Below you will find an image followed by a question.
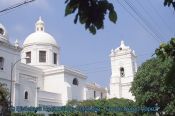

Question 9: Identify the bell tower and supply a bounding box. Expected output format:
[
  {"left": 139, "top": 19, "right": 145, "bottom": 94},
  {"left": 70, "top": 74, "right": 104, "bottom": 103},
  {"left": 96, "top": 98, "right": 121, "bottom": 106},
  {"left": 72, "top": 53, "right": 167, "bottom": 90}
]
[{"left": 109, "top": 40, "right": 137, "bottom": 100}]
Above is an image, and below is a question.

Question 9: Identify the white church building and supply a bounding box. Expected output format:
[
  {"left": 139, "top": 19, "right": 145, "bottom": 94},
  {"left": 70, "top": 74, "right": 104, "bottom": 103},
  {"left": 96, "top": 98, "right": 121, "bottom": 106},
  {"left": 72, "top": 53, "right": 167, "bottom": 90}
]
[{"left": 0, "top": 18, "right": 137, "bottom": 107}]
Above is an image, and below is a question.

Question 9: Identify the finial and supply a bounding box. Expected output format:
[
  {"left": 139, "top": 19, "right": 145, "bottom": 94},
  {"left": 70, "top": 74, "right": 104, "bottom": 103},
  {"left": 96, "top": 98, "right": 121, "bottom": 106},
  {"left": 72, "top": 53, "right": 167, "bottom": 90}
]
[
  {"left": 120, "top": 40, "right": 126, "bottom": 49},
  {"left": 121, "top": 40, "right": 125, "bottom": 46},
  {"left": 37, "top": 16, "right": 44, "bottom": 24},
  {"left": 111, "top": 49, "right": 114, "bottom": 53},
  {"left": 15, "top": 39, "right": 19, "bottom": 47}
]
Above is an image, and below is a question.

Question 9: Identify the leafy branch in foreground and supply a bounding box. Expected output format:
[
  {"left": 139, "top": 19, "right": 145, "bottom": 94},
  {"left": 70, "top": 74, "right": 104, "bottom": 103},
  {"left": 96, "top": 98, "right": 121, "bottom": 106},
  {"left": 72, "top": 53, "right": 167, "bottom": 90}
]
[
  {"left": 164, "top": 0, "right": 175, "bottom": 10},
  {"left": 65, "top": 0, "right": 117, "bottom": 35}
]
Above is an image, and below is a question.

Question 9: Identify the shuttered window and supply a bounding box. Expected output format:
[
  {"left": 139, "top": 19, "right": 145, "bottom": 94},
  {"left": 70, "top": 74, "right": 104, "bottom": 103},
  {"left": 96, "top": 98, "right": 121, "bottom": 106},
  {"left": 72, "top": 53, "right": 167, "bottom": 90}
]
[
  {"left": 39, "top": 51, "right": 46, "bottom": 62},
  {"left": 26, "top": 52, "right": 31, "bottom": 63}
]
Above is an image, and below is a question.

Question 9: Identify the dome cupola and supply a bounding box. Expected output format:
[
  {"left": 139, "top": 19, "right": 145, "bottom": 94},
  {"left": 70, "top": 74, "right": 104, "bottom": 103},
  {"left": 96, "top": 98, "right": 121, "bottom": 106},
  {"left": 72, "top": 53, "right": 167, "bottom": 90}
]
[
  {"left": 23, "top": 17, "right": 58, "bottom": 47},
  {"left": 22, "top": 17, "right": 60, "bottom": 69}
]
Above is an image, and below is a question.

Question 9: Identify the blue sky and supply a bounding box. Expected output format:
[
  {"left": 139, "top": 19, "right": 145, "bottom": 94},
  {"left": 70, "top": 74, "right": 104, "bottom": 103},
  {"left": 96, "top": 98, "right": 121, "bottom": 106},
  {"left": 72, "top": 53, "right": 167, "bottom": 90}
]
[{"left": 0, "top": 0, "right": 174, "bottom": 87}]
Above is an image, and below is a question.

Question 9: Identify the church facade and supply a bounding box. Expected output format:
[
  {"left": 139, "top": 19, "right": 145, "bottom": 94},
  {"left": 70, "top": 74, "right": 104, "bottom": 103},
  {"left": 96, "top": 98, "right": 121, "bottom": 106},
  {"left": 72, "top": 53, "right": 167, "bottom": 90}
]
[{"left": 0, "top": 18, "right": 136, "bottom": 107}]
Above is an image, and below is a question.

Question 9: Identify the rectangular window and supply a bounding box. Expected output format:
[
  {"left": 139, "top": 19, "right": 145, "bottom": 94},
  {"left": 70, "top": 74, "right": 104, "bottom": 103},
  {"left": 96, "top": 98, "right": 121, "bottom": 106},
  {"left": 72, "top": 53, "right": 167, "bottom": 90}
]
[
  {"left": 39, "top": 51, "right": 46, "bottom": 62},
  {"left": 26, "top": 52, "right": 31, "bottom": 64},
  {"left": 0, "top": 57, "right": 4, "bottom": 70},
  {"left": 53, "top": 53, "right": 57, "bottom": 64},
  {"left": 94, "top": 91, "right": 96, "bottom": 99}
]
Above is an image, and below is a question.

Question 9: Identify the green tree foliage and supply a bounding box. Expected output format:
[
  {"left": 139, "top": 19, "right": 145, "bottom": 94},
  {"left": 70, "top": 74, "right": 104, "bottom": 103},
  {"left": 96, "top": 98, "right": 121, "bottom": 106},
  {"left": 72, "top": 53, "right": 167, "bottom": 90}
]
[
  {"left": 49, "top": 98, "right": 136, "bottom": 116},
  {"left": 65, "top": 0, "right": 117, "bottom": 35},
  {"left": 164, "top": 0, "right": 175, "bottom": 9},
  {"left": 78, "top": 98, "right": 136, "bottom": 116},
  {"left": 0, "top": 83, "right": 10, "bottom": 116},
  {"left": 155, "top": 38, "right": 175, "bottom": 85},
  {"left": 130, "top": 57, "right": 175, "bottom": 115},
  {"left": 155, "top": 38, "right": 175, "bottom": 61}
]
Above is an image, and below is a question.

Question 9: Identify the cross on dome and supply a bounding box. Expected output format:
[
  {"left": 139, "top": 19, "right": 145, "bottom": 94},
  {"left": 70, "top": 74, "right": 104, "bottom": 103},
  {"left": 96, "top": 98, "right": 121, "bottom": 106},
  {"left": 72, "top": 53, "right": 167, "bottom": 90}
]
[{"left": 35, "top": 17, "right": 45, "bottom": 32}]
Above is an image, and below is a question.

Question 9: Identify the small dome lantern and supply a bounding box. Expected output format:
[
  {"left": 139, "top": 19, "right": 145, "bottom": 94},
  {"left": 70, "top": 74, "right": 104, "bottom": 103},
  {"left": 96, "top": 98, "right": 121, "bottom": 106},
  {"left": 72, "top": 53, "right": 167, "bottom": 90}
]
[{"left": 35, "top": 17, "right": 45, "bottom": 32}]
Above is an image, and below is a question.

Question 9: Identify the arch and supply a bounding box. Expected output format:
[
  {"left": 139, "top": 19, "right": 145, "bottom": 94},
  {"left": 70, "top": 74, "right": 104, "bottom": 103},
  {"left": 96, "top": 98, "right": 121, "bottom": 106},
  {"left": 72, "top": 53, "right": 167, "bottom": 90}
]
[
  {"left": 72, "top": 78, "right": 78, "bottom": 86},
  {"left": 120, "top": 67, "right": 125, "bottom": 77},
  {"left": 100, "top": 92, "right": 103, "bottom": 99},
  {"left": 0, "top": 57, "right": 4, "bottom": 70},
  {"left": 53, "top": 53, "right": 57, "bottom": 64},
  {"left": 0, "top": 28, "right": 4, "bottom": 35},
  {"left": 24, "top": 91, "right": 28, "bottom": 99},
  {"left": 94, "top": 91, "right": 96, "bottom": 99}
]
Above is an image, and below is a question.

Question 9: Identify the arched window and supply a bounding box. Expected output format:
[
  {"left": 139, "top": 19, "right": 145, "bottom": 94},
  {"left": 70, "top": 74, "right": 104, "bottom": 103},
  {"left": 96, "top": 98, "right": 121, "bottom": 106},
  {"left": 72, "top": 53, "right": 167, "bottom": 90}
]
[
  {"left": 24, "top": 91, "right": 28, "bottom": 99},
  {"left": 72, "top": 78, "right": 78, "bottom": 86},
  {"left": 0, "top": 28, "right": 4, "bottom": 35},
  {"left": 101, "top": 92, "right": 103, "bottom": 99},
  {"left": 94, "top": 91, "right": 96, "bottom": 99},
  {"left": 53, "top": 53, "right": 57, "bottom": 64},
  {"left": 120, "top": 67, "right": 125, "bottom": 77},
  {"left": 0, "top": 57, "right": 4, "bottom": 70}
]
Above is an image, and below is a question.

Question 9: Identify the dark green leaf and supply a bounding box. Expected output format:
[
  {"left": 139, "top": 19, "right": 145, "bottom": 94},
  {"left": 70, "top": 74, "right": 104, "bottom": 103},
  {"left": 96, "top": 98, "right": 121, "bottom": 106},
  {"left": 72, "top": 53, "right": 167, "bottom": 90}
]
[
  {"left": 109, "top": 10, "right": 117, "bottom": 23},
  {"left": 65, "top": 5, "right": 72, "bottom": 16},
  {"left": 89, "top": 25, "right": 96, "bottom": 35},
  {"left": 74, "top": 13, "right": 79, "bottom": 24},
  {"left": 65, "top": 0, "right": 69, "bottom": 4}
]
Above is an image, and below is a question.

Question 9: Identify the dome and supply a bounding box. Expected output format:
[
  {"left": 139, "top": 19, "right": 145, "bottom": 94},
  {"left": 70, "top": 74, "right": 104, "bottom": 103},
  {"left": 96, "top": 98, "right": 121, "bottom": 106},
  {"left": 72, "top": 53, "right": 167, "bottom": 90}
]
[
  {"left": 23, "top": 17, "right": 58, "bottom": 47},
  {"left": 23, "top": 31, "right": 58, "bottom": 47},
  {"left": 0, "top": 23, "right": 9, "bottom": 43}
]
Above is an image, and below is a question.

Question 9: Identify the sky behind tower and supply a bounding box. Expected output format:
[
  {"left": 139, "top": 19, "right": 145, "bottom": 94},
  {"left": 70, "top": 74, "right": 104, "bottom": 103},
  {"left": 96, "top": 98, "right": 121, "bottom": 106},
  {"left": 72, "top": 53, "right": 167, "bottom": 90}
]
[{"left": 0, "top": 0, "right": 174, "bottom": 87}]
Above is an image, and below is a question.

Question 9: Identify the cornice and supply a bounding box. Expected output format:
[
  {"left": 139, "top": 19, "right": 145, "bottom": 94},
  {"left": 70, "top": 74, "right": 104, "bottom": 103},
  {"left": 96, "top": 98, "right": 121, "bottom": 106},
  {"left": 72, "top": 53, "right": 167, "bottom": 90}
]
[
  {"left": 23, "top": 43, "right": 59, "bottom": 49},
  {"left": 17, "top": 63, "right": 43, "bottom": 75},
  {"left": 0, "top": 41, "right": 22, "bottom": 52},
  {"left": 43, "top": 65, "right": 87, "bottom": 79}
]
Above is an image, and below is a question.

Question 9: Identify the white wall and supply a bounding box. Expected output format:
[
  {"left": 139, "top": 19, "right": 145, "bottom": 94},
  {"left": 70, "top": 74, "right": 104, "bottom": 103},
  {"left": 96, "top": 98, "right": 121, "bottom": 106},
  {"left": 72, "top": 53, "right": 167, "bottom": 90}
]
[
  {"left": 64, "top": 73, "right": 86, "bottom": 102},
  {"left": 18, "top": 74, "right": 37, "bottom": 106},
  {"left": 0, "top": 44, "right": 20, "bottom": 106},
  {"left": 0, "top": 45, "right": 20, "bottom": 81},
  {"left": 16, "top": 63, "right": 43, "bottom": 106},
  {"left": 38, "top": 90, "right": 62, "bottom": 106},
  {"left": 43, "top": 66, "right": 86, "bottom": 105}
]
